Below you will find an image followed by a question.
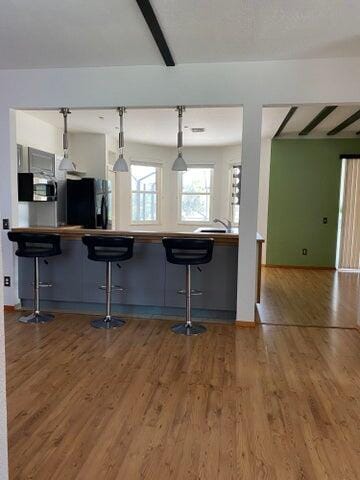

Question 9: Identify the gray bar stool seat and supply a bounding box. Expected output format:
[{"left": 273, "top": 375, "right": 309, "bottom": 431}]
[
  {"left": 162, "top": 237, "right": 214, "bottom": 336},
  {"left": 82, "top": 235, "right": 134, "bottom": 329},
  {"left": 8, "top": 232, "right": 61, "bottom": 324}
]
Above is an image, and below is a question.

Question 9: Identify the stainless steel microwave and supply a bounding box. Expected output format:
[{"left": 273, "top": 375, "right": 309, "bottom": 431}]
[{"left": 18, "top": 173, "right": 57, "bottom": 202}]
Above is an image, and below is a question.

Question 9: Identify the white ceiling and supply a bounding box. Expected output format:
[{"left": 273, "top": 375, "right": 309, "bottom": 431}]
[
  {"left": 0, "top": 0, "right": 160, "bottom": 69},
  {"left": 23, "top": 107, "right": 288, "bottom": 146},
  {"left": 2, "top": 1, "right": 360, "bottom": 69}
]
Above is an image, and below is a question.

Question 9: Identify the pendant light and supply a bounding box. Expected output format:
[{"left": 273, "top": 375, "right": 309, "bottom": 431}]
[
  {"left": 113, "top": 107, "right": 129, "bottom": 172},
  {"left": 172, "top": 106, "right": 187, "bottom": 171},
  {"left": 59, "top": 108, "right": 76, "bottom": 172}
]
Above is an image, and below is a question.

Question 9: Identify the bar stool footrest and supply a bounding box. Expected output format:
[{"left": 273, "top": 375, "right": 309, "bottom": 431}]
[
  {"left": 98, "top": 285, "right": 125, "bottom": 292},
  {"left": 177, "top": 288, "right": 202, "bottom": 296},
  {"left": 30, "top": 282, "right": 53, "bottom": 288},
  {"left": 171, "top": 323, "right": 207, "bottom": 336}
]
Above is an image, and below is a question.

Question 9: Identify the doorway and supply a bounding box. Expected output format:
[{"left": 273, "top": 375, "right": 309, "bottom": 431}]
[{"left": 258, "top": 105, "right": 360, "bottom": 329}]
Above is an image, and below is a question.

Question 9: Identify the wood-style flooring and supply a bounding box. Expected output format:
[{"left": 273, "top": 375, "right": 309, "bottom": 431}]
[
  {"left": 258, "top": 267, "right": 360, "bottom": 328},
  {"left": 5, "top": 310, "right": 360, "bottom": 480}
]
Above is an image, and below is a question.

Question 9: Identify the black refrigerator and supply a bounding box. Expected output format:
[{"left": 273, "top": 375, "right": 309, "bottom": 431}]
[{"left": 67, "top": 178, "right": 112, "bottom": 229}]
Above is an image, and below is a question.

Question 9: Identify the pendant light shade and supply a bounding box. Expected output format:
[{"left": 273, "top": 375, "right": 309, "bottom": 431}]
[
  {"left": 113, "top": 153, "right": 128, "bottom": 172},
  {"left": 59, "top": 108, "right": 76, "bottom": 172},
  {"left": 172, "top": 152, "right": 187, "bottom": 171},
  {"left": 172, "top": 106, "right": 187, "bottom": 172},
  {"left": 59, "top": 153, "right": 75, "bottom": 172},
  {"left": 113, "top": 107, "right": 129, "bottom": 173}
]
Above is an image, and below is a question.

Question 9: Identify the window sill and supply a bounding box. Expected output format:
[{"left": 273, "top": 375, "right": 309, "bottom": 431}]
[
  {"left": 177, "top": 221, "right": 212, "bottom": 226},
  {"left": 130, "top": 222, "right": 161, "bottom": 226}
]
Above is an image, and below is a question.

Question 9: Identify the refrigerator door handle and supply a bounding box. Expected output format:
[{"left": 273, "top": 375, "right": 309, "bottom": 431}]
[{"left": 100, "top": 195, "right": 108, "bottom": 230}]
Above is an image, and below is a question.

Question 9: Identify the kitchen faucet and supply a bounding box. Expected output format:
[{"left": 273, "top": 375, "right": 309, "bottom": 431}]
[{"left": 213, "top": 218, "right": 233, "bottom": 232}]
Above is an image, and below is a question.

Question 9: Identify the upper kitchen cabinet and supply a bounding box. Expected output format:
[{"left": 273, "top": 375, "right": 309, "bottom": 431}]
[{"left": 28, "top": 147, "right": 55, "bottom": 176}]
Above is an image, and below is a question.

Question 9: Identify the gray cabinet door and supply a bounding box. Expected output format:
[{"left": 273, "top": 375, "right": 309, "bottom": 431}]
[
  {"left": 164, "top": 245, "right": 237, "bottom": 311},
  {"left": 18, "top": 239, "right": 237, "bottom": 313},
  {"left": 111, "top": 243, "right": 166, "bottom": 306},
  {"left": 82, "top": 243, "right": 166, "bottom": 307},
  {"left": 18, "top": 240, "right": 83, "bottom": 303},
  {"left": 37, "top": 240, "right": 83, "bottom": 302}
]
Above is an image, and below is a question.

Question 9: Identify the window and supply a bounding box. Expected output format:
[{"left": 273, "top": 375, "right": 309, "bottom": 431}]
[
  {"left": 179, "top": 167, "right": 213, "bottom": 222},
  {"left": 131, "top": 163, "right": 160, "bottom": 223},
  {"left": 230, "top": 165, "right": 241, "bottom": 225}
]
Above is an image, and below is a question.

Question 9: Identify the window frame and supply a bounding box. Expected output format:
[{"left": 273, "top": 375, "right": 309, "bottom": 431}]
[
  {"left": 177, "top": 164, "right": 214, "bottom": 225},
  {"left": 130, "top": 161, "right": 162, "bottom": 225}
]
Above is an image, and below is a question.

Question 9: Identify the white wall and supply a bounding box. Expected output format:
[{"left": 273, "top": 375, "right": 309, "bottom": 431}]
[
  {"left": 69, "top": 132, "right": 106, "bottom": 178},
  {"left": 257, "top": 138, "right": 272, "bottom": 263},
  {"left": 107, "top": 139, "right": 240, "bottom": 232},
  {"left": 0, "top": 232, "right": 8, "bottom": 479},
  {"left": 16, "top": 110, "right": 62, "bottom": 160}
]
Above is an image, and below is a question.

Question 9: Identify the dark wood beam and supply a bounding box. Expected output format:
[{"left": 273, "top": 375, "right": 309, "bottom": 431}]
[
  {"left": 273, "top": 107, "right": 298, "bottom": 138},
  {"left": 327, "top": 109, "right": 360, "bottom": 136},
  {"left": 299, "top": 106, "right": 337, "bottom": 136},
  {"left": 135, "top": 0, "right": 175, "bottom": 67}
]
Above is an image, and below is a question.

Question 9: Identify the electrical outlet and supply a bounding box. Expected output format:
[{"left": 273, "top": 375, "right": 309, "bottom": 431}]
[
  {"left": 4, "top": 276, "right": 11, "bottom": 287},
  {"left": 302, "top": 248, "right": 308, "bottom": 256},
  {"left": 323, "top": 217, "right": 328, "bottom": 224},
  {"left": 2, "top": 218, "right": 9, "bottom": 230}
]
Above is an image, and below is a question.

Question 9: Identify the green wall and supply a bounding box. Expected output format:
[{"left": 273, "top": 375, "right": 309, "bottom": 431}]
[{"left": 267, "top": 138, "right": 360, "bottom": 267}]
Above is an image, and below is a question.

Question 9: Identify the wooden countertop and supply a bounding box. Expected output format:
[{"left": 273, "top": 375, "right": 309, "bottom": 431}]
[{"left": 12, "top": 226, "right": 264, "bottom": 246}]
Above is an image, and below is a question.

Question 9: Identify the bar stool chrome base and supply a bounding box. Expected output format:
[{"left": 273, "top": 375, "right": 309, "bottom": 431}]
[
  {"left": 18, "top": 312, "right": 54, "bottom": 324},
  {"left": 171, "top": 323, "right": 207, "bottom": 336},
  {"left": 91, "top": 317, "right": 126, "bottom": 329}
]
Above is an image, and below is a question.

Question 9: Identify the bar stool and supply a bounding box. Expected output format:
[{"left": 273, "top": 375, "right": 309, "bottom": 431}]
[
  {"left": 8, "top": 232, "right": 61, "bottom": 324},
  {"left": 82, "top": 235, "right": 134, "bottom": 329},
  {"left": 162, "top": 237, "right": 214, "bottom": 336}
]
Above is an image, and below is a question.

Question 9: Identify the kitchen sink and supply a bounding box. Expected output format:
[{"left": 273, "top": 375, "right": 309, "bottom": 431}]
[{"left": 194, "top": 227, "right": 227, "bottom": 233}]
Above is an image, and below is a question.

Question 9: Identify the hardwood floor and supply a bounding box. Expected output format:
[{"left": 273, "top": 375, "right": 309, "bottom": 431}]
[
  {"left": 5, "top": 311, "right": 360, "bottom": 479},
  {"left": 258, "top": 267, "right": 360, "bottom": 328}
]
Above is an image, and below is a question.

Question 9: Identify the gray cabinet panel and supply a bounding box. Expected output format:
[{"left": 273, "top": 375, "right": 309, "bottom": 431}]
[
  {"left": 82, "top": 243, "right": 165, "bottom": 306},
  {"left": 37, "top": 240, "right": 82, "bottom": 302},
  {"left": 18, "top": 240, "right": 83, "bottom": 302},
  {"left": 18, "top": 257, "right": 35, "bottom": 300},
  {"left": 18, "top": 239, "right": 237, "bottom": 313},
  {"left": 164, "top": 245, "right": 237, "bottom": 311},
  {"left": 82, "top": 255, "right": 109, "bottom": 304},
  {"left": 116, "top": 243, "right": 166, "bottom": 306}
]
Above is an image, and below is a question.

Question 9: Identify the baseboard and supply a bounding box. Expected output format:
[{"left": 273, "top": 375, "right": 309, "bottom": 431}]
[
  {"left": 264, "top": 264, "right": 336, "bottom": 270},
  {"left": 4, "top": 305, "right": 16, "bottom": 312},
  {"left": 20, "top": 299, "right": 235, "bottom": 323},
  {"left": 235, "top": 320, "right": 256, "bottom": 328}
]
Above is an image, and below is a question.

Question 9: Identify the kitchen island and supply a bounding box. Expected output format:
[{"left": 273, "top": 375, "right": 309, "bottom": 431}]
[{"left": 12, "top": 227, "right": 264, "bottom": 322}]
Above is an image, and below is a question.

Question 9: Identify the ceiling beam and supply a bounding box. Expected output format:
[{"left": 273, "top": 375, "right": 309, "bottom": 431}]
[
  {"left": 298, "top": 106, "right": 337, "bottom": 136},
  {"left": 135, "top": 0, "right": 175, "bottom": 67},
  {"left": 274, "top": 106, "right": 298, "bottom": 138},
  {"left": 327, "top": 109, "right": 360, "bottom": 136}
]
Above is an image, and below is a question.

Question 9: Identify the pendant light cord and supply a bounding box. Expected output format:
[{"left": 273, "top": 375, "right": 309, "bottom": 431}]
[
  {"left": 177, "top": 106, "right": 184, "bottom": 153},
  {"left": 60, "top": 108, "right": 71, "bottom": 154},
  {"left": 118, "top": 107, "right": 126, "bottom": 155}
]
